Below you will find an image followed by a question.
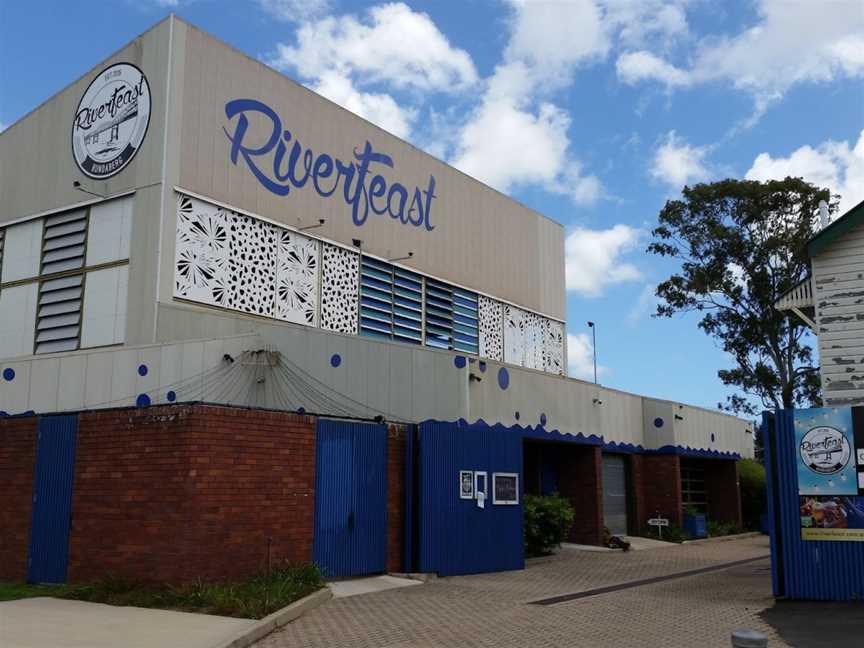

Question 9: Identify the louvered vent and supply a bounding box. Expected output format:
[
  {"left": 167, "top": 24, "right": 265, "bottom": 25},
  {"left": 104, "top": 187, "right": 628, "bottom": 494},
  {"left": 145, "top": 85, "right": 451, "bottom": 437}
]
[
  {"left": 425, "top": 278, "right": 479, "bottom": 354},
  {"left": 42, "top": 210, "right": 87, "bottom": 275},
  {"left": 359, "top": 257, "right": 423, "bottom": 344},
  {"left": 35, "top": 274, "right": 83, "bottom": 354}
]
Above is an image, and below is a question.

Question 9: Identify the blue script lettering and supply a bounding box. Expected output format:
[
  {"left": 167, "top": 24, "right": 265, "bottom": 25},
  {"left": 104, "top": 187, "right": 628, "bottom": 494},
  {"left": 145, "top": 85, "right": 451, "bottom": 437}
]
[{"left": 223, "top": 99, "right": 436, "bottom": 231}]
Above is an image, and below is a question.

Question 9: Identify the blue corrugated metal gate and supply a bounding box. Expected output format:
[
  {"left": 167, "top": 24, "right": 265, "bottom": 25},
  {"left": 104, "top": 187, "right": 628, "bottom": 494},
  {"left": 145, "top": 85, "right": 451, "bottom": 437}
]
[
  {"left": 418, "top": 420, "right": 524, "bottom": 576},
  {"left": 764, "top": 409, "right": 864, "bottom": 600},
  {"left": 313, "top": 419, "right": 388, "bottom": 578},
  {"left": 28, "top": 415, "right": 78, "bottom": 584}
]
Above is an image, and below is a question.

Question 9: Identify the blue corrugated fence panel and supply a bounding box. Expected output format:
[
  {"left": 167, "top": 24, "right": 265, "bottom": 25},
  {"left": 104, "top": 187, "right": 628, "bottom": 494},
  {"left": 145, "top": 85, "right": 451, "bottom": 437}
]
[
  {"left": 28, "top": 414, "right": 78, "bottom": 584},
  {"left": 767, "top": 408, "right": 864, "bottom": 600},
  {"left": 418, "top": 420, "right": 523, "bottom": 576},
  {"left": 313, "top": 419, "right": 388, "bottom": 578}
]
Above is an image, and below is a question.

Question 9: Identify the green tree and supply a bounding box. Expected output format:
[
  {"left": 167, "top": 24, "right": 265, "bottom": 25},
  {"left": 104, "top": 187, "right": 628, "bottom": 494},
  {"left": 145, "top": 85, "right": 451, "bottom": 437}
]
[{"left": 648, "top": 178, "right": 833, "bottom": 415}]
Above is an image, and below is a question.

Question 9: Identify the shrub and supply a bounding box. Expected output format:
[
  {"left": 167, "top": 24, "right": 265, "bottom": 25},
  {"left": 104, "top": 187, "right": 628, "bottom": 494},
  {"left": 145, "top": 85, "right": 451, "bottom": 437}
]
[
  {"left": 707, "top": 520, "right": 741, "bottom": 537},
  {"left": 523, "top": 492, "right": 575, "bottom": 557},
  {"left": 641, "top": 524, "right": 690, "bottom": 544},
  {"left": 738, "top": 458, "right": 766, "bottom": 530}
]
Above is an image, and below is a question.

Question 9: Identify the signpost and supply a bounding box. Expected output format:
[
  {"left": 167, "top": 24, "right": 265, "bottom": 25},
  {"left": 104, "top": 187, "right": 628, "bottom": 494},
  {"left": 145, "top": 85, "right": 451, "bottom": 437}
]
[{"left": 648, "top": 516, "right": 670, "bottom": 539}]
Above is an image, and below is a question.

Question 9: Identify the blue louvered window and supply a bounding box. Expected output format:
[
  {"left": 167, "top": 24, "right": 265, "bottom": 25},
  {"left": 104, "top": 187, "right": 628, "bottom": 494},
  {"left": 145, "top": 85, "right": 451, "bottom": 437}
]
[
  {"left": 424, "top": 278, "right": 479, "bottom": 354},
  {"left": 359, "top": 256, "right": 423, "bottom": 345}
]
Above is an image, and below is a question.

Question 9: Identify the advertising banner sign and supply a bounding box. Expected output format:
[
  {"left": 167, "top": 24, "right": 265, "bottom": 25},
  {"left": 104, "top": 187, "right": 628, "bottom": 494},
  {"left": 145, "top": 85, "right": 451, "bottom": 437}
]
[{"left": 796, "top": 407, "right": 864, "bottom": 541}]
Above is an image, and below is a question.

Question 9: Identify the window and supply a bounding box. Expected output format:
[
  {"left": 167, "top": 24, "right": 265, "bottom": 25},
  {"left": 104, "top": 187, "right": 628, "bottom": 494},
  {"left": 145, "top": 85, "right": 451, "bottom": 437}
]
[
  {"left": 681, "top": 459, "right": 707, "bottom": 513},
  {"left": 424, "top": 278, "right": 479, "bottom": 354},
  {"left": 359, "top": 256, "right": 423, "bottom": 344}
]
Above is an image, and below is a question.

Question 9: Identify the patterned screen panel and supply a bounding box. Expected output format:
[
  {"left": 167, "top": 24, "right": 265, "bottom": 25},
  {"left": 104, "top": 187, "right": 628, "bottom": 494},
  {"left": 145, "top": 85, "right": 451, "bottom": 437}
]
[
  {"left": 175, "top": 195, "right": 231, "bottom": 306},
  {"left": 320, "top": 243, "right": 359, "bottom": 334},
  {"left": 545, "top": 319, "right": 565, "bottom": 375},
  {"left": 425, "top": 278, "right": 479, "bottom": 354},
  {"left": 359, "top": 256, "right": 423, "bottom": 344},
  {"left": 275, "top": 229, "right": 319, "bottom": 326},
  {"left": 478, "top": 295, "right": 503, "bottom": 361}
]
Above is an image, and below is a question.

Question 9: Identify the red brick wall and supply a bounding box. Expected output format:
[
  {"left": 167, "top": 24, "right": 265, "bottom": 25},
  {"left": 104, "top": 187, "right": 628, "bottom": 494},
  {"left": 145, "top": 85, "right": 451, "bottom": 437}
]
[
  {"left": 559, "top": 445, "right": 603, "bottom": 545},
  {"left": 387, "top": 425, "right": 407, "bottom": 573},
  {"left": 0, "top": 416, "right": 38, "bottom": 581},
  {"left": 642, "top": 454, "right": 683, "bottom": 527},
  {"left": 704, "top": 459, "right": 742, "bottom": 527},
  {"left": 68, "top": 405, "right": 317, "bottom": 583}
]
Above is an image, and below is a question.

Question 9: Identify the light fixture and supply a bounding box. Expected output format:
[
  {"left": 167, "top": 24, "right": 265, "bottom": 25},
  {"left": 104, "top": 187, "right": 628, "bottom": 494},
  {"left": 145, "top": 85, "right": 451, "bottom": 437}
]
[
  {"left": 299, "top": 218, "right": 325, "bottom": 231},
  {"left": 388, "top": 251, "right": 414, "bottom": 262},
  {"left": 352, "top": 238, "right": 363, "bottom": 248},
  {"left": 592, "top": 397, "right": 603, "bottom": 405},
  {"left": 72, "top": 180, "right": 105, "bottom": 198},
  {"left": 469, "top": 373, "right": 482, "bottom": 382}
]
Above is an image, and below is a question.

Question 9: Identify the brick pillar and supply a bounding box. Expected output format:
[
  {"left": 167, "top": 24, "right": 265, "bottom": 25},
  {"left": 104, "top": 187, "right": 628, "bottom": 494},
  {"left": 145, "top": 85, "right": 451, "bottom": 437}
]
[
  {"left": 387, "top": 424, "right": 406, "bottom": 573},
  {"left": 629, "top": 454, "right": 646, "bottom": 533},
  {"left": 559, "top": 445, "right": 603, "bottom": 545},
  {"left": 704, "top": 460, "right": 742, "bottom": 527},
  {"left": 0, "top": 416, "right": 38, "bottom": 581},
  {"left": 642, "top": 454, "right": 682, "bottom": 527}
]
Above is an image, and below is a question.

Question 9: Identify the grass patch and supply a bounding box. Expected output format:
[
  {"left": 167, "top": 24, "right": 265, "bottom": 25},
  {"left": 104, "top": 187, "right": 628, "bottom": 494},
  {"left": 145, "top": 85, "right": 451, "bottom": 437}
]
[{"left": 0, "top": 563, "right": 324, "bottom": 619}]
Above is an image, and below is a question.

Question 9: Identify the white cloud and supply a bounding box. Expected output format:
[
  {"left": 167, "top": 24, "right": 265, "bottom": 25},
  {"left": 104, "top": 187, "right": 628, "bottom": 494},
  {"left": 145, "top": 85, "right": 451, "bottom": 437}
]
[
  {"left": 567, "top": 332, "right": 607, "bottom": 381},
  {"left": 565, "top": 225, "right": 643, "bottom": 297},
  {"left": 257, "top": 0, "right": 330, "bottom": 22},
  {"left": 616, "top": 50, "right": 689, "bottom": 86},
  {"left": 313, "top": 72, "right": 416, "bottom": 139},
  {"left": 650, "top": 131, "right": 710, "bottom": 188},
  {"left": 746, "top": 130, "right": 864, "bottom": 214},
  {"left": 270, "top": 3, "right": 477, "bottom": 92},
  {"left": 615, "top": 0, "right": 864, "bottom": 122},
  {"left": 627, "top": 283, "right": 659, "bottom": 323}
]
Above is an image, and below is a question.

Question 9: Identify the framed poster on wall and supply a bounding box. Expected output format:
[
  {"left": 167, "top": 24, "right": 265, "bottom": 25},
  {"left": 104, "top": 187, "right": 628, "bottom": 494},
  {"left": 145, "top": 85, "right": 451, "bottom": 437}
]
[
  {"left": 492, "top": 472, "right": 519, "bottom": 505},
  {"left": 459, "top": 470, "right": 474, "bottom": 499},
  {"left": 796, "top": 407, "right": 864, "bottom": 541}
]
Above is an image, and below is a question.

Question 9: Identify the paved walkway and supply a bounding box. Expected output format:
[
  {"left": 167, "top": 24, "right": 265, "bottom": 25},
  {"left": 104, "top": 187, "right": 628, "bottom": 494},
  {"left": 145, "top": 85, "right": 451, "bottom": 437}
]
[
  {"left": 0, "top": 597, "right": 253, "bottom": 648},
  {"left": 260, "top": 536, "right": 782, "bottom": 648}
]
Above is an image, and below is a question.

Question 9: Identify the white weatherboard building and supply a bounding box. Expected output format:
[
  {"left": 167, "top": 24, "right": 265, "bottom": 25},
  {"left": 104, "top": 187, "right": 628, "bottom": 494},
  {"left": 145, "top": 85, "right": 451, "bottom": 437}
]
[{"left": 0, "top": 17, "right": 752, "bottom": 542}]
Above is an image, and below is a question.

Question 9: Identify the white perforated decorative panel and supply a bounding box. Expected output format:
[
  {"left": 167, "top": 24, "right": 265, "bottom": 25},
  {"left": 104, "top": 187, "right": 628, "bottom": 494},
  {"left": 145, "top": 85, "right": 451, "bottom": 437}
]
[
  {"left": 275, "top": 229, "right": 319, "bottom": 326},
  {"left": 544, "top": 319, "right": 565, "bottom": 375},
  {"left": 503, "top": 305, "right": 525, "bottom": 366},
  {"left": 174, "top": 194, "right": 231, "bottom": 307},
  {"left": 225, "top": 213, "right": 277, "bottom": 317},
  {"left": 320, "top": 243, "right": 359, "bottom": 334},
  {"left": 479, "top": 295, "right": 503, "bottom": 361}
]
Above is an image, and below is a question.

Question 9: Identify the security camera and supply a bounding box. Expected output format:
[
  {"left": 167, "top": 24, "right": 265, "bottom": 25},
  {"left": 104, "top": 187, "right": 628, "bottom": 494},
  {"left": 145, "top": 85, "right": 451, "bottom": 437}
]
[
  {"left": 352, "top": 238, "right": 363, "bottom": 247},
  {"left": 592, "top": 397, "right": 603, "bottom": 405}
]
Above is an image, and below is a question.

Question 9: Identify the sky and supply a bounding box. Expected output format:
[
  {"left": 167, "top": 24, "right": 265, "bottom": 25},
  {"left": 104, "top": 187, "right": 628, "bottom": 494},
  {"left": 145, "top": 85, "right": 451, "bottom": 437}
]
[{"left": 1, "top": 0, "right": 863, "bottom": 411}]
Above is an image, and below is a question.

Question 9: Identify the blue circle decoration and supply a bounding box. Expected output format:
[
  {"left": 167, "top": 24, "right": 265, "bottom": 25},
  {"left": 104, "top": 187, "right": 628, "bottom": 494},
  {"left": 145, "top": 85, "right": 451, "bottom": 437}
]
[
  {"left": 653, "top": 417, "right": 664, "bottom": 428},
  {"left": 497, "top": 367, "right": 510, "bottom": 390},
  {"left": 166, "top": 390, "right": 177, "bottom": 402},
  {"left": 330, "top": 354, "right": 342, "bottom": 368},
  {"left": 2, "top": 368, "right": 15, "bottom": 381},
  {"left": 454, "top": 355, "right": 467, "bottom": 369},
  {"left": 138, "top": 364, "right": 148, "bottom": 377},
  {"left": 514, "top": 411, "right": 520, "bottom": 421},
  {"left": 136, "top": 393, "right": 151, "bottom": 408},
  {"left": 540, "top": 413, "right": 547, "bottom": 427},
  {"left": 479, "top": 360, "right": 487, "bottom": 373}
]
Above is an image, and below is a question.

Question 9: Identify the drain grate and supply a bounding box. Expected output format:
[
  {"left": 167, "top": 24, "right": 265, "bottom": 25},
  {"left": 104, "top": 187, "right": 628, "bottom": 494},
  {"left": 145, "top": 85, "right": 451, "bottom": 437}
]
[{"left": 528, "top": 555, "right": 770, "bottom": 606}]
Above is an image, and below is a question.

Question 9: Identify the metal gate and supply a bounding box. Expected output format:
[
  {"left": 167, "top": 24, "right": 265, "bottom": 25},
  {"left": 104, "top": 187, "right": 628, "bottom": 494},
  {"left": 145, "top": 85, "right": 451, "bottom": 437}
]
[
  {"left": 28, "top": 415, "right": 78, "bottom": 583},
  {"left": 313, "top": 419, "right": 388, "bottom": 578},
  {"left": 602, "top": 454, "right": 628, "bottom": 536}
]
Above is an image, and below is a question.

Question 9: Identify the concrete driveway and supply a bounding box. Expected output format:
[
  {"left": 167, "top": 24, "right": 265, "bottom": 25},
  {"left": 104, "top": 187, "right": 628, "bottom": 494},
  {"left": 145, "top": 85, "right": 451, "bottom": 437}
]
[{"left": 0, "top": 597, "right": 253, "bottom": 648}]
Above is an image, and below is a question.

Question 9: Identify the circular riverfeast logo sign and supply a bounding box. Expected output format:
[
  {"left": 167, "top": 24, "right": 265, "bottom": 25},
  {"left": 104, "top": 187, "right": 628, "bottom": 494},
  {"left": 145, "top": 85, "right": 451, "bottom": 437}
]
[
  {"left": 799, "top": 426, "right": 851, "bottom": 475},
  {"left": 71, "top": 63, "right": 150, "bottom": 179}
]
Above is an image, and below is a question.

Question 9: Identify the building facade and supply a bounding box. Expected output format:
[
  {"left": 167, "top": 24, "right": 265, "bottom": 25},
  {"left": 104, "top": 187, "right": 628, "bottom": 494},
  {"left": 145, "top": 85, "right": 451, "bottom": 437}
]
[{"left": 0, "top": 17, "right": 753, "bottom": 583}]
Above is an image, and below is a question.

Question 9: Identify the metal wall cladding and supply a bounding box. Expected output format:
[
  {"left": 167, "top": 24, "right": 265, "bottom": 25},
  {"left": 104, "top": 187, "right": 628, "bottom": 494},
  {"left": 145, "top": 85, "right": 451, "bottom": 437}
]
[
  {"left": 312, "top": 419, "right": 388, "bottom": 578},
  {"left": 28, "top": 415, "right": 78, "bottom": 583},
  {"left": 764, "top": 409, "right": 864, "bottom": 600},
  {"left": 418, "top": 420, "right": 524, "bottom": 577}
]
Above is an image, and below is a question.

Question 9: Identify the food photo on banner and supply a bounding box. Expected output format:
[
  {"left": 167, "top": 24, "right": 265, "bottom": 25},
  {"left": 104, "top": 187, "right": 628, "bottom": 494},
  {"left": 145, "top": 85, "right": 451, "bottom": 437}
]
[{"left": 795, "top": 407, "right": 864, "bottom": 541}]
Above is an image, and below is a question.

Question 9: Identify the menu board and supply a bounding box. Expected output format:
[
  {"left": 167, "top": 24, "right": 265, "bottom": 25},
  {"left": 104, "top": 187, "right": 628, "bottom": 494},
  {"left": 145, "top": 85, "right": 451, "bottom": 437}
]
[
  {"left": 796, "top": 407, "right": 864, "bottom": 541},
  {"left": 493, "top": 473, "right": 519, "bottom": 505}
]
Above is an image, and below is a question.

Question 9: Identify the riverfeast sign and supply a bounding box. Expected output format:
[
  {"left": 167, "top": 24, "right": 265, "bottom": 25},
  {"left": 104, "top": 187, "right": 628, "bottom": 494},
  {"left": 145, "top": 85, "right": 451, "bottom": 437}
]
[
  {"left": 795, "top": 407, "right": 864, "bottom": 541},
  {"left": 223, "top": 99, "right": 437, "bottom": 231},
  {"left": 72, "top": 63, "right": 151, "bottom": 179}
]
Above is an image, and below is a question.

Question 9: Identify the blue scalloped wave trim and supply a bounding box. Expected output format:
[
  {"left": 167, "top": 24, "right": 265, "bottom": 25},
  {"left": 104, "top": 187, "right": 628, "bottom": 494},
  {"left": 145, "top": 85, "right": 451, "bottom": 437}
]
[{"left": 419, "top": 418, "right": 741, "bottom": 459}]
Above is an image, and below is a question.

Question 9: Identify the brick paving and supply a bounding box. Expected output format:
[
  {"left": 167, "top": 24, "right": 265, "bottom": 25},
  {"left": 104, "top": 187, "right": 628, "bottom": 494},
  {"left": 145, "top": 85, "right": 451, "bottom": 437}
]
[{"left": 260, "top": 536, "right": 785, "bottom": 648}]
